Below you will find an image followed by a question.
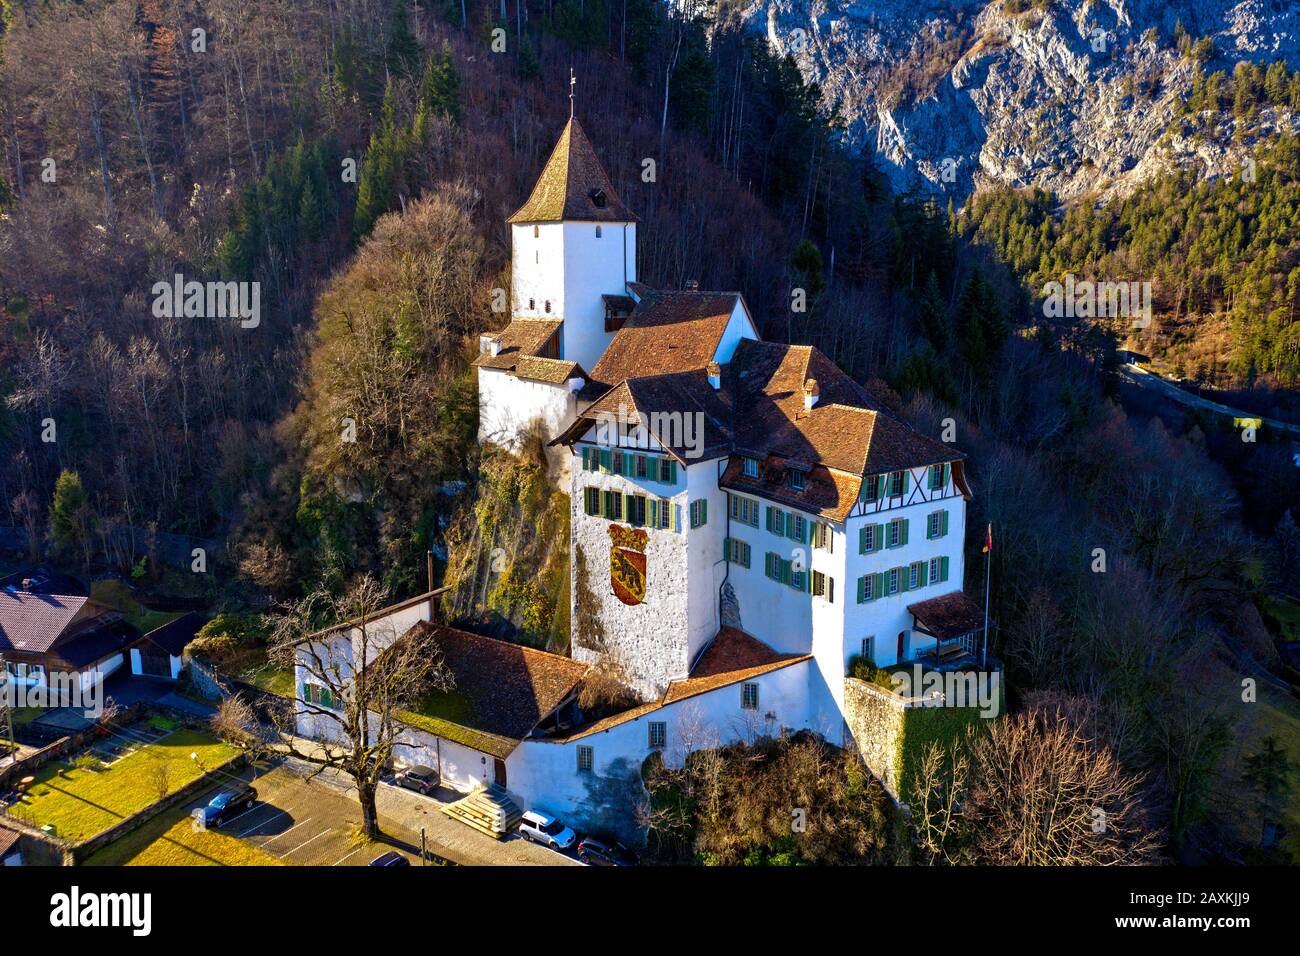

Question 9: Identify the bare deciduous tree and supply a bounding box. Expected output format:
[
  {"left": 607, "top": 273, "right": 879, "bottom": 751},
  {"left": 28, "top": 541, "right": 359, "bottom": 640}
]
[{"left": 269, "top": 576, "right": 453, "bottom": 838}]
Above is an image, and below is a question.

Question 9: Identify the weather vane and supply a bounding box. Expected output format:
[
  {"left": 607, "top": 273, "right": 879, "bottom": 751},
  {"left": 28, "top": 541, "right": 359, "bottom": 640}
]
[{"left": 569, "top": 67, "right": 576, "bottom": 119}]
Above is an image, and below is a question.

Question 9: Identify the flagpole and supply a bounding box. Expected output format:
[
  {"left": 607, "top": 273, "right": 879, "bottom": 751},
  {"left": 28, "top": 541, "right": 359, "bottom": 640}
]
[{"left": 981, "top": 524, "right": 991, "bottom": 670}]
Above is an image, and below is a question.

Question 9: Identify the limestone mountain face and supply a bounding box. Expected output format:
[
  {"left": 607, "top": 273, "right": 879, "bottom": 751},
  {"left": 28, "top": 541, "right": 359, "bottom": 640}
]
[{"left": 741, "top": 0, "right": 1300, "bottom": 202}]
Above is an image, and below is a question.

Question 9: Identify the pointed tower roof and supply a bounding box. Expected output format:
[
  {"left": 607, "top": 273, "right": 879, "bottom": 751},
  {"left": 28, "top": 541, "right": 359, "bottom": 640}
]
[{"left": 508, "top": 118, "right": 637, "bottom": 224}]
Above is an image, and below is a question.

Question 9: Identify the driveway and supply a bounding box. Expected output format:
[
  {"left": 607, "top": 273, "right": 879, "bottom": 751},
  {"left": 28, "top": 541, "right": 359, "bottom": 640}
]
[{"left": 1120, "top": 362, "right": 1300, "bottom": 436}]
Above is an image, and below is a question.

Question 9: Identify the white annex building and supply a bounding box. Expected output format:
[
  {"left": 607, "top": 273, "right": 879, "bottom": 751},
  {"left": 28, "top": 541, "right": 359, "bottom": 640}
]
[{"left": 295, "top": 119, "right": 986, "bottom": 837}]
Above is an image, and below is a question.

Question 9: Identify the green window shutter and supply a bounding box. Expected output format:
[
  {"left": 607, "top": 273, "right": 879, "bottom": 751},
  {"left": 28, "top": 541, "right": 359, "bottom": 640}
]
[
  {"left": 599, "top": 449, "right": 611, "bottom": 473},
  {"left": 902, "top": 472, "right": 911, "bottom": 494},
  {"left": 668, "top": 460, "right": 678, "bottom": 484},
  {"left": 900, "top": 519, "right": 909, "bottom": 546},
  {"left": 876, "top": 571, "right": 888, "bottom": 597},
  {"left": 899, "top": 567, "right": 910, "bottom": 593},
  {"left": 701, "top": 500, "right": 708, "bottom": 526},
  {"left": 649, "top": 499, "right": 658, "bottom": 527},
  {"left": 942, "top": 463, "right": 950, "bottom": 488},
  {"left": 940, "top": 556, "right": 950, "bottom": 582},
  {"left": 941, "top": 510, "right": 949, "bottom": 537},
  {"left": 581, "top": 447, "right": 590, "bottom": 470},
  {"left": 919, "top": 560, "right": 929, "bottom": 587},
  {"left": 856, "top": 576, "right": 865, "bottom": 603},
  {"left": 723, "top": 537, "right": 732, "bottom": 562},
  {"left": 784, "top": 512, "right": 793, "bottom": 539},
  {"left": 859, "top": 526, "right": 867, "bottom": 554}
]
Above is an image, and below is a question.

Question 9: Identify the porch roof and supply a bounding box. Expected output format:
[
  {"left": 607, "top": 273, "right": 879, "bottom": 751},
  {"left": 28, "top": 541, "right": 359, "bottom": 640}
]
[{"left": 907, "top": 591, "right": 985, "bottom": 641}]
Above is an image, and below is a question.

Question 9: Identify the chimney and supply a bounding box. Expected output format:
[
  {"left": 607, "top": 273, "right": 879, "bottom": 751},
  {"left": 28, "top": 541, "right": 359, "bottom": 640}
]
[
  {"left": 489, "top": 337, "right": 502, "bottom": 357},
  {"left": 803, "top": 378, "right": 819, "bottom": 412},
  {"left": 707, "top": 362, "right": 721, "bottom": 390}
]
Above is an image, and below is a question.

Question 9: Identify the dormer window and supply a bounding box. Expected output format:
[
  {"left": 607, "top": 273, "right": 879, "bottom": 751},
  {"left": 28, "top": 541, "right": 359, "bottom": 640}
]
[
  {"left": 742, "top": 457, "right": 759, "bottom": 478},
  {"left": 590, "top": 188, "right": 607, "bottom": 209},
  {"left": 888, "top": 471, "right": 904, "bottom": 497},
  {"left": 789, "top": 469, "right": 806, "bottom": 491}
]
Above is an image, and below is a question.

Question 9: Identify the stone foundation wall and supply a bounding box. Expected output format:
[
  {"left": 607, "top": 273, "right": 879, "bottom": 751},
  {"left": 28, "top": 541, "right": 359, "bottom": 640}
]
[{"left": 842, "top": 677, "right": 907, "bottom": 799}]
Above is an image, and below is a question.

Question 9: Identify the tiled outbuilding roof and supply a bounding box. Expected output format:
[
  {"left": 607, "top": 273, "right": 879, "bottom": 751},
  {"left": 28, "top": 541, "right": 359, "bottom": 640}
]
[
  {"left": 473, "top": 318, "right": 563, "bottom": 371},
  {"left": 0, "top": 589, "right": 92, "bottom": 654},
  {"left": 395, "top": 622, "right": 590, "bottom": 758},
  {"left": 508, "top": 118, "right": 636, "bottom": 224}
]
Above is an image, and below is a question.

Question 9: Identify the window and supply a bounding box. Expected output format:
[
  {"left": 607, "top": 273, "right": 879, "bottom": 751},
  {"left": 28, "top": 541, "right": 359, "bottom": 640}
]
[
  {"left": 929, "top": 464, "right": 948, "bottom": 491},
  {"left": 889, "top": 472, "right": 906, "bottom": 497},
  {"left": 888, "top": 519, "right": 903, "bottom": 548},
  {"left": 612, "top": 450, "right": 624, "bottom": 474},
  {"left": 764, "top": 552, "right": 781, "bottom": 581},
  {"left": 596, "top": 225, "right": 603, "bottom": 238},
  {"left": 603, "top": 490, "right": 623, "bottom": 521},
  {"left": 730, "top": 494, "right": 759, "bottom": 527},
  {"left": 648, "top": 722, "right": 666, "bottom": 749},
  {"left": 741, "top": 683, "right": 759, "bottom": 710},
  {"left": 929, "top": 556, "right": 950, "bottom": 583},
  {"left": 658, "top": 458, "right": 674, "bottom": 483},
  {"left": 857, "top": 575, "right": 873, "bottom": 603},
  {"left": 627, "top": 495, "right": 647, "bottom": 527},
  {"left": 635, "top": 455, "right": 648, "bottom": 479},
  {"left": 544, "top": 300, "right": 551, "bottom": 313},
  {"left": 658, "top": 499, "right": 673, "bottom": 529},
  {"left": 862, "top": 636, "right": 875, "bottom": 661},
  {"left": 861, "top": 476, "right": 879, "bottom": 502},
  {"left": 908, "top": 562, "right": 921, "bottom": 590},
  {"left": 529, "top": 298, "right": 535, "bottom": 310},
  {"left": 790, "top": 567, "right": 807, "bottom": 592},
  {"left": 888, "top": 568, "right": 900, "bottom": 594},
  {"left": 304, "top": 683, "right": 333, "bottom": 708},
  {"left": 860, "top": 524, "right": 877, "bottom": 554},
  {"left": 726, "top": 537, "right": 751, "bottom": 568},
  {"left": 813, "top": 570, "right": 834, "bottom": 602},
  {"left": 766, "top": 506, "right": 782, "bottom": 534},
  {"left": 791, "top": 514, "right": 807, "bottom": 542},
  {"left": 813, "top": 522, "right": 833, "bottom": 552},
  {"left": 689, "top": 499, "right": 708, "bottom": 529},
  {"left": 789, "top": 469, "right": 805, "bottom": 491},
  {"left": 742, "top": 457, "right": 760, "bottom": 478},
  {"left": 583, "top": 488, "right": 600, "bottom": 516},
  {"left": 577, "top": 746, "right": 594, "bottom": 773}
]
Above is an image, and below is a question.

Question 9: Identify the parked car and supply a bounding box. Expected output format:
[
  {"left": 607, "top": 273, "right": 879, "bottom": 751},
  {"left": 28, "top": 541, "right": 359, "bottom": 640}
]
[
  {"left": 394, "top": 764, "right": 439, "bottom": 796},
  {"left": 197, "top": 785, "right": 257, "bottom": 829},
  {"left": 368, "top": 850, "right": 410, "bottom": 867},
  {"left": 577, "top": 837, "right": 638, "bottom": 867},
  {"left": 518, "top": 810, "right": 576, "bottom": 851}
]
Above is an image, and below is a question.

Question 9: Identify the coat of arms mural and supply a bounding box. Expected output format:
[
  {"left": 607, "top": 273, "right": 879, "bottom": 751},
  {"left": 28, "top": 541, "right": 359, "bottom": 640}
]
[{"left": 608, "top": 524, "right": 649, "bottom": 606}]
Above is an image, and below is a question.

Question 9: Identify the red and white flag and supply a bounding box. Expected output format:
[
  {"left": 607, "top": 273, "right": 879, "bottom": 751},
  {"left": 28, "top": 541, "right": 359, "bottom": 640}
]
[{"left": 982, "top": 523, "right": 993, "bottom": 554}]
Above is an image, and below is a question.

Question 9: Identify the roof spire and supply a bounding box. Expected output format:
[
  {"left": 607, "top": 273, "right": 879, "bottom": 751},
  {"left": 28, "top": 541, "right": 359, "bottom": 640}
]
[{"left": 569, "top": 67, "right": 576, "bottom": 119}]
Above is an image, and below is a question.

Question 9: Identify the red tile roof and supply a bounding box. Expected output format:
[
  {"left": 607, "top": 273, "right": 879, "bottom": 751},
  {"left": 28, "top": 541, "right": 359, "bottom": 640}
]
[
  {"left": 508, "top": 118, "right": 636, "bottom": 224},
  {"left": 473, "top": 319, "right": 563, "bottom": 371},
  {"left": 0, "top": 589, "right": 92, "bottom": 654},
  {"left": 907, "top": 591, "right": 986, "bottom": 640},
  {"left": 588, "top": 289, "right": 741, "bottom": 390}
]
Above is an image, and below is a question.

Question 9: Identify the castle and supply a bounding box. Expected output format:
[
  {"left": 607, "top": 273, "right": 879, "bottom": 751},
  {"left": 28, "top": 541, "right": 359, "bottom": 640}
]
[{"left": 296, "top": 118, "right": 987, "bottom": 834}]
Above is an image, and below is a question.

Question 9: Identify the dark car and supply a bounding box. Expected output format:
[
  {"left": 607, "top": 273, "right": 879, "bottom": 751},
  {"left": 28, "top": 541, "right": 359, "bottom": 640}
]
[
  {"left": 577, "top": 837, "right": 638, "bottom": 866},
  {"left": 368, "top": 850, "right": 410, "bottom": 866},
  {"left": 198, "top": 785, "right": 257, "bottom": 829},
  {"left": 395, "top": 764, "right": 439, "bottom": 796}
]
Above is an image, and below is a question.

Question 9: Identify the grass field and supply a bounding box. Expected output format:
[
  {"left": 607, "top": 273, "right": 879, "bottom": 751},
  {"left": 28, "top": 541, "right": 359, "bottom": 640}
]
[
  {"left": 89, "top": 578, "right": 182, "bottom": 634},
  {"left": 83, "top": 806, "right": 285, "bottom": 866},
  {"left": 6, "top": 728, "right": 237, "bottom": 842}
]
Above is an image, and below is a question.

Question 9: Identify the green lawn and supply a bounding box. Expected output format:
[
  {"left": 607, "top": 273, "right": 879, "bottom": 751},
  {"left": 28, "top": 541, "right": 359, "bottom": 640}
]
[
  {"left": 89, "top": 579, "right": 182, "bottom": 634},
  {"left": 232, "top": 649, "right": 294, "bottom": 697},
  {"left": 83, "top": 805, "right": 285, "bottom": 867},
  {"left": 5, "top": 728, "right": 237, "bottom": 842}
]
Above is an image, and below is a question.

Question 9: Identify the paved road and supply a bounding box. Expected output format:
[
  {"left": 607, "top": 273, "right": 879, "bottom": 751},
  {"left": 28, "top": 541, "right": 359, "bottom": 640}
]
[{"left": 1119, "top": 362, "right": 1300, "bottom": 436}]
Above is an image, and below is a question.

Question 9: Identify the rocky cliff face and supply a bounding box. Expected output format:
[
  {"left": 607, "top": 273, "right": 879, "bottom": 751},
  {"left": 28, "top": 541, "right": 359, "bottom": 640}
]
[{"left": 742, "top": 0, "right": 1300, "bottom": 202}]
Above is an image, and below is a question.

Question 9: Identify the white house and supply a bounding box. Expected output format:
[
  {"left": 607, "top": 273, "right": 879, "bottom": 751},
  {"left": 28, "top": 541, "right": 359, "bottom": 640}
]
[{"left": 294, "top": 117, "right": 987, "bottom": 837}]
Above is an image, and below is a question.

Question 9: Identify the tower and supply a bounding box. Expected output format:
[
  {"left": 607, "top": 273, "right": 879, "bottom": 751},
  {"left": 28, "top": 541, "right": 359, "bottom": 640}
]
[{"left": 507, "top": 118, "right": 638, "bottom": 374}]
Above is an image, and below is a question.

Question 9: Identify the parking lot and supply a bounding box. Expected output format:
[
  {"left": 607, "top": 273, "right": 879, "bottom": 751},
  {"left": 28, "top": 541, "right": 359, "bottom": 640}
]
[{"left": 176, "top": 760, "right": 425, "bottom": 866}]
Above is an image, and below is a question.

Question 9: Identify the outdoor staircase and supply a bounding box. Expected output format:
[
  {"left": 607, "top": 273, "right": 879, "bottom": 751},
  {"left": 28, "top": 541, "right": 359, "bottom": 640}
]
[{"left": 440, "top": 784, "right": 522, "bottom": 839}]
